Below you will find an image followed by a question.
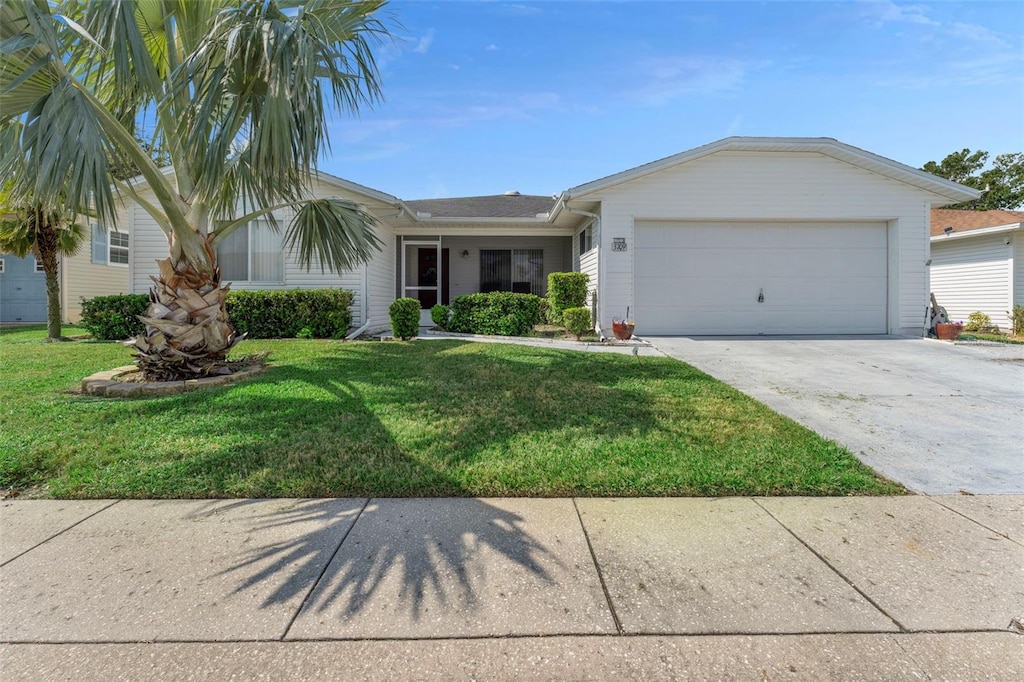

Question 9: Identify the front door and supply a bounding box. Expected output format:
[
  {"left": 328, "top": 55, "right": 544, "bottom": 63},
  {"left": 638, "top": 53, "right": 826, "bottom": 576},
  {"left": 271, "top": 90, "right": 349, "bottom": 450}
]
[{"left": 403, "top": 241, "right": 449, "bottom": 325}]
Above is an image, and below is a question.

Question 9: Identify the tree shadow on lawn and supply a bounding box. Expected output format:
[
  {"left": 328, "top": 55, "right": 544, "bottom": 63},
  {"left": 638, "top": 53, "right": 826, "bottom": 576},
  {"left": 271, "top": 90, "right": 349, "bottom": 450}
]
[{"left": 181, "top": 496, "right": 564, "bottom": 628}]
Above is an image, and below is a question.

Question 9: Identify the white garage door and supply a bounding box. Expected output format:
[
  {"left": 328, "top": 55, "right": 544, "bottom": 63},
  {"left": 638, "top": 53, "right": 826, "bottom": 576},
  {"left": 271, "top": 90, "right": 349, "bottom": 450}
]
[{"left": 634, "top": 221, "right": 888, "bottom": 335}]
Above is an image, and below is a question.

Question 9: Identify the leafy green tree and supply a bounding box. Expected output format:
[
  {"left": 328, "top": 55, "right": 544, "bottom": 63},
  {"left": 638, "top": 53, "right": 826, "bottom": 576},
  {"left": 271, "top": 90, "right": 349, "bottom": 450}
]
[
  {"left": 1, "top": 0, "right": 391, "bottom": 379},
  {"left": 922, "top": 149, "right": 1024, "bottom": 210}
]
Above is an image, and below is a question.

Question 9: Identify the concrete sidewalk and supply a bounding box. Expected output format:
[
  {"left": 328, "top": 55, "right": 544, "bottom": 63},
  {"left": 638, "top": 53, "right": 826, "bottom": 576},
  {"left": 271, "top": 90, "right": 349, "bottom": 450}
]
[{"left": 2, "top": 496, "right": 1022, "bottom": 679}]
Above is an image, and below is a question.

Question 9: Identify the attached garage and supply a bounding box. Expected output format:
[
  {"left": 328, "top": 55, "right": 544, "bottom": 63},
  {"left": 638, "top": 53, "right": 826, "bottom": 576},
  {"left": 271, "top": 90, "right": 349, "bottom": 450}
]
[
  {"left": 634, "top": 220, "right": 888, "bottom": 335},
  {"left": 558, "top": 138, "right": 982, "bottom": 337}
]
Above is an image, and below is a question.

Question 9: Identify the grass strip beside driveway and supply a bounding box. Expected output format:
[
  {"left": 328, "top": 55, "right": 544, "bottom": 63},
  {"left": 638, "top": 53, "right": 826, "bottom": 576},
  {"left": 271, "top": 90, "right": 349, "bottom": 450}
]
[{"left": 0, "top": 327, "right": 903, "bottom": 498}]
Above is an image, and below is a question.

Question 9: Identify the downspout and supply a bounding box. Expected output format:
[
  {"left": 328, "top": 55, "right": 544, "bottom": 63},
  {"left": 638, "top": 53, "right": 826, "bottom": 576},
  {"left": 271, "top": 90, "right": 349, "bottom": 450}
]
[
  {"left": 563, "top": 205, "right": 606, "bottom": 341},
  {"left": 345, "top": 256, "right": 373, "bottom": 340}
]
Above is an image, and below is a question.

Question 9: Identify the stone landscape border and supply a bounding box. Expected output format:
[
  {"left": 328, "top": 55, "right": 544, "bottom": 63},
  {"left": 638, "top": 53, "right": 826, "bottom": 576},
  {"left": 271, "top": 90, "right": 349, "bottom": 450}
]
[{"left": 81, "top": 365, "right": 266, "bottom": 397}]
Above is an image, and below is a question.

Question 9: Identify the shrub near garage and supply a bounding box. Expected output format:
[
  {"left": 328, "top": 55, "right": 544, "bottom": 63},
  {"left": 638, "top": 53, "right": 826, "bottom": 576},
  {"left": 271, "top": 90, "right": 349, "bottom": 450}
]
[
  {"left": 546, "top": 272, "right": 589, "bottom": 324},
  {"left": 562, "top": 307, "right": 593, "bottom": 340},
  {"left": 448, "top": 292, "right": 542, "bottom": 336}
]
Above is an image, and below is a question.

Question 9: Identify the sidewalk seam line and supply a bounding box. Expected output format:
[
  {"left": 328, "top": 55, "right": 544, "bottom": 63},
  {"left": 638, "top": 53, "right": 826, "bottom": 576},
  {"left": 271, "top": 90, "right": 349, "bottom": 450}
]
[
  {"left": 279, "top": 497, "right": 370, "bottom": 641},
  {"left": 752, "top": 498, "right": 907, "bottom": 633},
  {"left": 923, "top": 496, "right": 1023, "bottom": 548},
  {"left": 571, "top": 498, "right": 623, "bottom": 635},
  {"left": 0, "top": 499, "right": 122, "bottom": 568}
]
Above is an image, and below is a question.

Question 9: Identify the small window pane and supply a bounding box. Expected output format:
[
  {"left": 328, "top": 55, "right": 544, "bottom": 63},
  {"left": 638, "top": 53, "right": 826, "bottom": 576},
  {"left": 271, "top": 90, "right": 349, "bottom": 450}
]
[
  {"left": 250, "top": 222, "right": 283, "bottom": 282},
  {"left": 35, "top": 259, "right": 46, "bottom": 273},
  {"left": 109, "top": 232, "right": 129, "bottom": 265},
  {"left": 480, "top": 250, "right": 511, "bottom": 292}
]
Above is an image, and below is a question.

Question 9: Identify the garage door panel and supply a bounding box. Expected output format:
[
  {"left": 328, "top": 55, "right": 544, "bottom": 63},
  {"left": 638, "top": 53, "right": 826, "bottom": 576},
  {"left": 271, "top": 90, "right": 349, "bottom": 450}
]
[{"left": 633, "top": 221, "right": 887, "bottom": 335}]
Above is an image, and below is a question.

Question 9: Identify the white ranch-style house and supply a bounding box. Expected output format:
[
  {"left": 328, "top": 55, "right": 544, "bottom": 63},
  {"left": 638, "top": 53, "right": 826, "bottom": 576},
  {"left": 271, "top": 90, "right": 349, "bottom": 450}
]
[{"left": 97, "top": 137, "right": 982, "bottom": 336}]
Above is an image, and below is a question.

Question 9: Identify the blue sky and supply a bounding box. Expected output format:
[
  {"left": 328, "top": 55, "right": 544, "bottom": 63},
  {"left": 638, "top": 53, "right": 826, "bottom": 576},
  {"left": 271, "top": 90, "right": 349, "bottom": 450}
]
[{"left": 321, "top": 0, "right": 1024, "bottom": 200}]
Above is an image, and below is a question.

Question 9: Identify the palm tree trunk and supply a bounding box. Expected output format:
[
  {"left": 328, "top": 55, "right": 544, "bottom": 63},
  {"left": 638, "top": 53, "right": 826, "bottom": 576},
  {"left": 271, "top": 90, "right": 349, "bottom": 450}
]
[
  {"left": 131, "top": 234, "right": 240, "bottom": 381},
  {"left": 34, "top": 216, "right": 63, "bottom": 341}
]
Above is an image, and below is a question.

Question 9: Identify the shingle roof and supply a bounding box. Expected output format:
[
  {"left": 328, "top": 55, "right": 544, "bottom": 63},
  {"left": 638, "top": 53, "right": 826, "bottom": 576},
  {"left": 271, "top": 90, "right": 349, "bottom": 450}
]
[
  {"left": 931, "top": 208, "right": 1024, "bottom": 236},
  {"left": 404, "top": 194, "right": 557, "bottom": 219}
]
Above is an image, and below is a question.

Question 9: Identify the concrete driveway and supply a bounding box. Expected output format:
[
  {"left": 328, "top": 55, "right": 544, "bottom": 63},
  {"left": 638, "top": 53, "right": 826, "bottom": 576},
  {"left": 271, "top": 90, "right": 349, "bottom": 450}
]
[{"left": 649, "top": 336, "right": 1024, "bottom": 494}]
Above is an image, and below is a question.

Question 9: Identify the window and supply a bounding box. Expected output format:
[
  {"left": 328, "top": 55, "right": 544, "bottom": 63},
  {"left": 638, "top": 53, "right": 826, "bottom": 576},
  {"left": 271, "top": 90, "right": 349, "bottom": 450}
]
[
  {"left": 579, "top": 224, "right": 594, "bottom": 255},
  {"left": 0, "top": 259, "right": 5, "bottom": 273},
  {"left": 216, "top": 220, "right": 284, "bottom": 283},
  {"left": 480, "top": 249, "right": 544, "bottom": 295},
  {"left": 91, "top": 224, "right": 129, "bottom": 266},
  {"left": 35, "top": 259, "right": 46, "bottom": 273},
  {"left": 109, "top": 231, "right": 129, "bottom": 265}
]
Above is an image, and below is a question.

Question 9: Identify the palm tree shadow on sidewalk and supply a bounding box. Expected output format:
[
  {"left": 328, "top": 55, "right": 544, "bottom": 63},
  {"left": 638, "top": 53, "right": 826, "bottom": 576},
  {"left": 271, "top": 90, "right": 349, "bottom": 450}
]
[{"left": 195, "top": 497, "right": 562, "bottom": 629}]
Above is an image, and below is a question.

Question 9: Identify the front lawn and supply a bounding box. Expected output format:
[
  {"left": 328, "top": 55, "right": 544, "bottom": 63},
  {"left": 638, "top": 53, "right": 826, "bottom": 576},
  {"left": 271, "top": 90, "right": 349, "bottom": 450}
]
[{"left": 0, "top": 326, "right": 903, "bottom": 498}]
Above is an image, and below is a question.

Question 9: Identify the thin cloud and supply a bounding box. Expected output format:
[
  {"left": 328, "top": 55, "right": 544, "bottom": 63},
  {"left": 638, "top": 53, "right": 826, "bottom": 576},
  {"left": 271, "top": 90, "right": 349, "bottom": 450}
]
[
  {"left": 501, "top": 4, "right": 543, "bottom": 17},
  {"left": 485, "top": 44, "right": 499, "bottom": 51},
  {"left": 622, "top": 57, "right": 766, "bottom": 106},
  {"left": 412, "top": 29, "right": 434, "bottom": 54}
]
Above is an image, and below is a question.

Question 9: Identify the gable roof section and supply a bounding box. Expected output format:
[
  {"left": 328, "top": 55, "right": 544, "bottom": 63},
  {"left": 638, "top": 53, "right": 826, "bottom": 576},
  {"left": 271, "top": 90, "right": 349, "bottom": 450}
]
[
  {"left": 561, "top": 137, "right": 982, "bottom": 205},
  {"left": 931, "top": 208, "right": 1024, "bottom": 238},
  {"left": 404, "top": 194, "right": 557, "bottom": 219}
]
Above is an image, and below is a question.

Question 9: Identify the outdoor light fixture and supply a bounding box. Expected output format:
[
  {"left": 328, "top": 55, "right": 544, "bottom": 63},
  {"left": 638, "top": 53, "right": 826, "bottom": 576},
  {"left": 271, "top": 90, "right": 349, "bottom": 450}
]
[
  {"left": 461, "top": 249, "right": 470, "bottom": 258},
  {"left": 944, "top": 226, "right": 954, "bottom": 234}
]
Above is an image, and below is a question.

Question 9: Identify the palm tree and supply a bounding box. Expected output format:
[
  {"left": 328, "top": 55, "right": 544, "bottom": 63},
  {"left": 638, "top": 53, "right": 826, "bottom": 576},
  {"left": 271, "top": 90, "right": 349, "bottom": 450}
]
[
  {"left": 1, "top": 0, "right": 390, "bottom": 379},
  {"left": 0, "top": 190, "right": 86, "bottom": 341}
]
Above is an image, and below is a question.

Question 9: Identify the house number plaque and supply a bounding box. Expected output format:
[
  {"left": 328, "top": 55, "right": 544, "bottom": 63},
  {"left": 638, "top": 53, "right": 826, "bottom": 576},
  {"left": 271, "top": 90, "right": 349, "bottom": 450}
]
[{"left": 612, "top": 238, "right": 627, "bottom": 252}]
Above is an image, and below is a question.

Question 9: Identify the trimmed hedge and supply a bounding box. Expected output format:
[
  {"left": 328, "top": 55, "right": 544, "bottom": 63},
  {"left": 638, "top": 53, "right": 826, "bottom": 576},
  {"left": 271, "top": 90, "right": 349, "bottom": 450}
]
[
  {"left": 431, "top": 304, "right": 450, "bottom": 329},
  {"left": 448, "top": 291, "right": 542, "bottom": 336},
  {"left": 562, "top": 307, "right": 593, "bottom": 340},
  {"left": 80, "top": 294, "right": 149, "bottom": 340},
  {"left": 227, "top": 289, "right": 353, "bottom": 339},
  {"left": 547, "top": 272, "right": 589, "bottom": 323},
  {"left": 389, "top": 297, "right": 421, "bottom": 340},
  {"left": 82, "top": 289, "right": 354, "bottom": 341}
]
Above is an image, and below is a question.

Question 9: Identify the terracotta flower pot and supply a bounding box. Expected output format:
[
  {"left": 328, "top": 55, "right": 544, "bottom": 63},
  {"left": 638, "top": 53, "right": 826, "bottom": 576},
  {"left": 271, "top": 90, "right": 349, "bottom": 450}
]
[
  {"left": 935, "top": 323, "right": 962, "bottom": 341},
  {"left": 612, "top": 319, "right": 635, "bottom": 340}
]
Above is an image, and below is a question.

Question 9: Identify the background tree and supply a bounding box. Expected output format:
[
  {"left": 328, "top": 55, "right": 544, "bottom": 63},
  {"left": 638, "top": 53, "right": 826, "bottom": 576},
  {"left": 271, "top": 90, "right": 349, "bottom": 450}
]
[
  {"left": 922, "top": 149, "right": 1024, "bottom": 210},
  {"left": 1, "top": 0, "right": 391, "bottom": 379},
  {"left": 0, "top": 184, "right": 85, "bottom": 342}
]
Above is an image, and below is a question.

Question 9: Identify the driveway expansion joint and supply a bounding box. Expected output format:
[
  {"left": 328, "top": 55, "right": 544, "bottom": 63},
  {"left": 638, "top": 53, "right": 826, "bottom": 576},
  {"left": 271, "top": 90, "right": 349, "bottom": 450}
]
[{"left": 924, "top": 496, "right": 1023, "bottom": 548}]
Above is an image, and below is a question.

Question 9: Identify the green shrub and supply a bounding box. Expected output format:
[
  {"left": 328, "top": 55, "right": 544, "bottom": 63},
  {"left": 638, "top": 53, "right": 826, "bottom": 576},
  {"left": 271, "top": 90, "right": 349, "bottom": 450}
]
[
  {"left": 389, "top": 297, "right": 421, "bottom": 340},
  {"left": 226, "top": 289, "right": 353, "bottom": 339},
  {"left": 538, "top": 297, "right": 553, "bottom": 324},
  {"left": 547, "top": 272, "right": 589, "bottom": 322},
  {"left": 431, "top": 304, "right": 450, "bottom": 329},
  {"left": 562, "top": 307, "right": 593, "bottom": 340},
  {"left": 1010, "top": 305, "right": 1024, "bottom": 336},
  {"left": 964, "top": 311, "right": 991, "bottom": 332},
  {"left": 448, "top": 291, "right": 542, "bottom": 336},
  {"left": 79, "top": 294, "right": 149, "bottom": 340}
]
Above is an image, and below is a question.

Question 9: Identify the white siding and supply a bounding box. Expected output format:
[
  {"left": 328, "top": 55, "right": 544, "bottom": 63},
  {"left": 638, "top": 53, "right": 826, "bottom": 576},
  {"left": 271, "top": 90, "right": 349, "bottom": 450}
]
[
  {"left": 581, "top": 151, "right": 945, "bottom": 335},
  {"left": 63, "top": 206, "right": 131, "bottom": 322},
  {"left": 128, "top": 177, "right": 400, "bottom": 329},
  {"left": 931, "top": 233, "right": 1014, "bottom": 331},
  {"left": 1015, "top": 231, "right": 1024, "bottom": 312}
]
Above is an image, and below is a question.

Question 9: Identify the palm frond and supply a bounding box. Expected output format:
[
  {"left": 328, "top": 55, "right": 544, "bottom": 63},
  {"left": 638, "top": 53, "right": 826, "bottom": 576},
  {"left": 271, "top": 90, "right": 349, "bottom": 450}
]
[{"left": 284, "top": 197, "right": 383, "bottom": 273}]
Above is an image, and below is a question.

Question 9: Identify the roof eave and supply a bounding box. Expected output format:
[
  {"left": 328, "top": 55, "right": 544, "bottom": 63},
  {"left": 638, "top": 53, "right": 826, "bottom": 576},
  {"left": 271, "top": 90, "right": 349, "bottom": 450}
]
[
  {"left": 564, "top": 137, "right": 982, "bottom": 204},
  {"left": 931, "top": 223, "right": 1022, "bottom": 242}
]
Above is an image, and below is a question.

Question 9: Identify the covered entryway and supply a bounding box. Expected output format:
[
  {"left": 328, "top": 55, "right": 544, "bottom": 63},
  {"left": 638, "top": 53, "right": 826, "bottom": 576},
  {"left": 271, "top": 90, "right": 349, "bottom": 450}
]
[
  {"left": 634, "top": 221, "right": 888, "bottom": 335},
  {"left": 0, "top": 255, "right": 47, "bottom": 323}
]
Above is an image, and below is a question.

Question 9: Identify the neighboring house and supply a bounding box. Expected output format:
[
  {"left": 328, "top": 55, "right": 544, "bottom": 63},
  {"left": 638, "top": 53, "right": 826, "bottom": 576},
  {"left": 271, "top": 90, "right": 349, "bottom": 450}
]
[
  {"left": 124, "top": 137, "right": 979, "bottom": 336},
  {"left": 0, "top": 217, "right": 129, "bottom": 324},
  {"left": 929, "top": 208, "right": 1024, "bottom": 331}
]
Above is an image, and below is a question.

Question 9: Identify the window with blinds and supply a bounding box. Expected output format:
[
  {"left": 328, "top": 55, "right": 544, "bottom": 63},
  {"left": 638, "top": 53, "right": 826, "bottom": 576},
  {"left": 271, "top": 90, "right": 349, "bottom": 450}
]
[
  {"left": 480, "top": 249, "right": 544, "bottom": 295},
  {"left": 216, "top": 220, "right": 284, "bottom": 283}
]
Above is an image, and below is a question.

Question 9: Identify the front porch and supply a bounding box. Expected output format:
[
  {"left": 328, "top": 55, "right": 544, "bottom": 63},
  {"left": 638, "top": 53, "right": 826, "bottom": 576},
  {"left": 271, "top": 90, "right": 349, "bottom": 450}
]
[{"left": 398, "top": 235, "right": 572, "bottom": 323}]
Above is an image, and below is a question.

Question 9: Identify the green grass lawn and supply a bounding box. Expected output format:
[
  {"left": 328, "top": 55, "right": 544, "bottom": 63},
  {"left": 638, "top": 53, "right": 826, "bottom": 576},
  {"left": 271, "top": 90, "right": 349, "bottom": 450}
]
[
  {"left": 0, "top": 325, "right": 903, "bottom": 499},
  {"left": 959, "top": 332, "right": 1024, "bottom": 345}
]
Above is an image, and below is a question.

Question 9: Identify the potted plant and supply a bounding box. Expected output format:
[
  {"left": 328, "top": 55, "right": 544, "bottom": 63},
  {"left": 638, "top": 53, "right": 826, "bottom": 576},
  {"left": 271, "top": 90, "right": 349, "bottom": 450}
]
[
  {"left": 935, "top": 321, "right": 963, "bottom": 341},
  {"left": 612, "top": 307, "right": 635, "bottom": 340}
]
